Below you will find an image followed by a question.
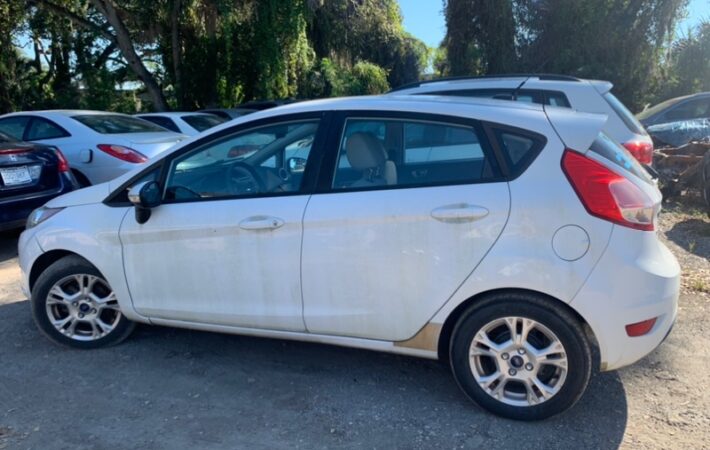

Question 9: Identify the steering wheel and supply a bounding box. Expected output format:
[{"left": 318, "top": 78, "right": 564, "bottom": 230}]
[{"left": 226, "top": 162, "right": 265, "bottom": 196}]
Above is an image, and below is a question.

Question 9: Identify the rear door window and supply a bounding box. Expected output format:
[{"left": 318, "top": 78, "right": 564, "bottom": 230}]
[
  {"left": 662, "top": 98, "right": 710, "bottom": 122},
  {"left": 589, "top": 132, "right": 652, "bottom": 183},
  {"left": 603, "top": 92, "right": 647, "bottom": 135},
  {"left": 0, "top": 116, "right": 30, "bottom": 140},
  {"left": 332, "top": 117, "right": 499, "bottom": 190}
]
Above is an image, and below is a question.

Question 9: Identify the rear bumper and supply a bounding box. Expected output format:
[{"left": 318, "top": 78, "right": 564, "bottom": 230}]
[{"left": 571, "top": 226, "right": 680, "bottom": 371}]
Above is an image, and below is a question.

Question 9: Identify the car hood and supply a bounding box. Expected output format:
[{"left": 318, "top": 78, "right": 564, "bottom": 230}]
[{"left": 45, "top": 182, "right": 110, "bottom": 208}]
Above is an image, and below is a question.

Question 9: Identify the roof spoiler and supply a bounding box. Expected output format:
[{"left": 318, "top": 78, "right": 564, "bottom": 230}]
[
  {"left": 589, "top": 80, "right": 614, "bottom": 94},
  {"left": 544, "top": 105, "right": 608, "bottom": 152}
]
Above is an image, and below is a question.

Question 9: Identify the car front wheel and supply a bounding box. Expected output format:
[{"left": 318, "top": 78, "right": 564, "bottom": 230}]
[
  {"left": 31, "top": 255, "right": 135, "bottom": 349},
  {"left": 449, "top": 293, "right": 592, "bottom": 420}
]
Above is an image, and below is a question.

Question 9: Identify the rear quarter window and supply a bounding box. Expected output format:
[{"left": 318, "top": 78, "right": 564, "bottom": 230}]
[{"left": 492, "top": 128, "right": 546, "bottom": 178}]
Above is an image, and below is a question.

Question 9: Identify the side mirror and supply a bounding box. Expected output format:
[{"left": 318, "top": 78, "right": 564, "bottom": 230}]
[
  {"left": 128, "top": 181, "right": 161, "bottom": 224},
  {"left": 288, "top": 157, "right": 307, "bottom": 174}
]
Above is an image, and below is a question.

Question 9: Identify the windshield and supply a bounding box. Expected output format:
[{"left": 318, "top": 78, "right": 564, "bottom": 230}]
[
  {"left": 0, "top": 131, "right": 14, "bottom": 143},
  {"left": 72, "top": 114, "right": 168, "bottom": 134},
  {"left": 636, "top": 96, "right": 685, "bottom": 121},
  {"left": 603, "top": 93, "right": 647, "bottom": 135},
  {"left": 181, "top": 114, "right": 226, "bottom": 132}
]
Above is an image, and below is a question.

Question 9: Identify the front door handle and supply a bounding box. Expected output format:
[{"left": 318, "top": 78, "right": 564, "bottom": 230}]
[
  {"left": 431, "top": 204, "right": 489, "bottom": 223},
  {"left": 239, "top": 216, "right": 285, "bottom": 230}
]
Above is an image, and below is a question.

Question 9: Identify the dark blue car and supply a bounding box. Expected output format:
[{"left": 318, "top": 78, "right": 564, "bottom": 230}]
[{"left": 0, "top": 132, "right": 79, "bottom": 231}]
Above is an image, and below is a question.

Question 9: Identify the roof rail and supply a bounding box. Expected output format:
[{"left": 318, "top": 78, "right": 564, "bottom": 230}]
[{"left": 388, "top": 73, "right": 581, "bottom": 93}]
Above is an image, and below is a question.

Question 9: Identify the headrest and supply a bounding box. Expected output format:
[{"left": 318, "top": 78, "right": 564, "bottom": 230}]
[{"left": 346, "top": 132, "right": 386, "bottom": 170}]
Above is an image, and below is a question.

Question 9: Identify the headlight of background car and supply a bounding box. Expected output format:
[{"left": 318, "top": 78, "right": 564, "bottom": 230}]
[{"left": 26, "top": 207, "right": 64, "bottom": 229}]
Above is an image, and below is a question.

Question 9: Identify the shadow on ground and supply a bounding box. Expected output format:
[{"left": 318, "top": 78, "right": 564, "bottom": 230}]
[
  {"left": 0, "top": 300, "right": 627, "bottom": 449},
  {"left": 0, "top": 229, "right": 20, "bottom": 264},
  {"left": 665, "top": 218, "right": 710, "bottom": 260}
]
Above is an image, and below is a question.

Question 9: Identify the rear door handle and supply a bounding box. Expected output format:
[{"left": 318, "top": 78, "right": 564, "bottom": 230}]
[
  {"left": 239, "top": 216, "right": 285, "bottom": 230},
  {"left": 431, "top": 204, "right": 489, "bottom": 223}
]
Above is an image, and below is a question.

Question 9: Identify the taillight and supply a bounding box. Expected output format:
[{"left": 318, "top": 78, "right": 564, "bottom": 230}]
[
  {"left": 0, "top": 148, "right": 28, "bottom": 155},
  {"left": 97, "top": 144, "right": 147, "bottom": 163},
  {"left": 562, "top": 149, "right": 656, "bottom": 231},
  {"left": 53, "top": 148, "right": 70, "bottom": 172},
  {"left": 622, "top": 140, "right": 653, "bottom": 165}
]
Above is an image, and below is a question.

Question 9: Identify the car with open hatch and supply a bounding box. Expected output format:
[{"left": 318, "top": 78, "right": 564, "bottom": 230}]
[{"left": 18, "top": 95, "right": 679, "bottom": 420}]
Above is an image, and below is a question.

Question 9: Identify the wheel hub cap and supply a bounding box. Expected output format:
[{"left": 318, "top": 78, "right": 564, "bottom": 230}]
[
  {"left": 45, "top": 274, "right": 121, "bottom": 341},
  {"left": 468, "top": 316, "right": 569, "bottom": 407}
]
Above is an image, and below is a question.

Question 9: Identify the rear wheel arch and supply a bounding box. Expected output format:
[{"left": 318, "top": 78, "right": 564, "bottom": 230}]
[{"left": 437, "top": 288, "right": 599, "bottom": 367}]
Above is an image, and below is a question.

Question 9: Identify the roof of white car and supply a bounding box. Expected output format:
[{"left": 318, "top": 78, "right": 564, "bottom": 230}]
[
  {"left": 247, "top": 94, "right": 544, "bottom": 118},
  {"left": 136, "top": 112, "right": 216, "bottom": 118},
  {"left": 2, "top": 110, "right": 129, "bottom": 118}
]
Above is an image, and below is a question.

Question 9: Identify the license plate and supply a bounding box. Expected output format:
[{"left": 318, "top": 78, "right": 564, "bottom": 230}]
[{"left": 0, "top": 166, "right": 32, "bottom": 186}]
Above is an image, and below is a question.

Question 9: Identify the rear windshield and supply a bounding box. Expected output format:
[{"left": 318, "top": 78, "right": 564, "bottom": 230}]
[
  {"left": 589, "top": 132, "right": 652, "bottom": 183},
  {"left": 73, "top": 115, "right": 167, "bottom": 134},
  {"left": 603, "top": 93, "right": 647, "bottom": 135},
  {"left": 181, "top": 114, "right": 226, "bottom": 132}
]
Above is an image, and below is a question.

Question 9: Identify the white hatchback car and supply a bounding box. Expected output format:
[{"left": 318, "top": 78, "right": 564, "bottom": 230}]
[
  {"left": 0, "top": 111, "right": 186, "bottom": 186},
  {"left": 18, "top": 96, "right": 679, "bottom": 420},
  {"left": 389, "top": 74, "right": 655, "bottom": 165}
]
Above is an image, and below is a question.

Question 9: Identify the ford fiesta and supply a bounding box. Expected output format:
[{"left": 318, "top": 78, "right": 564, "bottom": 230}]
[{"left": 18, "top": 96, "right": 679, "bottom": 420}]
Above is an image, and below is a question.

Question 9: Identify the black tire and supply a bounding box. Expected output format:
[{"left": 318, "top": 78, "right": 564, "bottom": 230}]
[
  {"left": 31, "top": 255, "right": 135, "bottom": 349},
  {"left": 449, "top": 292, "right": 592, "bottom": 421}
]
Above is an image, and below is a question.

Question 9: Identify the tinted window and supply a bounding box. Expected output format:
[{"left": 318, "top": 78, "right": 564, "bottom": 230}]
[
  {"left": 603, "top": 93, "right": 646, "bottom": 135},
  {"left": 0, "top": 131, "right": 15, "bottom": 143},
  {"left": 140, "top": 116, "right": 180, "bottom": 133},
  {"left": 0, "top": 117, "right": 30, "bottom": 140},
  {"left": 73, "top": 115, "right": 167, "bottom": 134},
  {"left": 332, "top": 118, "right": 496, "bottom": 190},
  {"left": 26, "top": 118, "right": 69, "bottom": 140},
  {"left": 164, "top": 120, "right": 320, "bottom": 201},
  {"left": 427, "top": 88, "right": 547, "bottom": 105},
  {"left": 589, "top": 132, "right": 652, "bottom": 184},
  {"left": 493, "top": 129, "right": 545, "bottom": 177},
  {"left": 181, "top": 114, "right": 226, "bottom": 132},
  {"left": 546, "top": 92, "right": 571, "bottom": 108}
]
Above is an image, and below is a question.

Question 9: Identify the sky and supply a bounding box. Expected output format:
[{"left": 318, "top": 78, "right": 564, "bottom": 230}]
[{"left": 398, "top": 0, "right": 710, "bottom": 48}]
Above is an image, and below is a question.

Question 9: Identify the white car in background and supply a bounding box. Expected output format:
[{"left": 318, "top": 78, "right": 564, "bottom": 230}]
[
  {"left": 389, "top": 74, "right": 655, "bottom": 165},
  {"left": 19, "top": 96, "right": 679, "bottom": 420},
  {"left": 0, "top": 111, "right": 186, "bottom": 186},
  {"left": 135, "top": 112, "right": 227, "bottom": 136}
]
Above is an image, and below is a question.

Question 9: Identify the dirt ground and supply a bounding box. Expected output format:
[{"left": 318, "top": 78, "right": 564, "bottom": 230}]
[{"left": 0, "top": 199, "right": 708, "bottom": 449}]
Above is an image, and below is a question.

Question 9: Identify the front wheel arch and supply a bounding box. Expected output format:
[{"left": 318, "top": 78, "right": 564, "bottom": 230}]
[{"left": 437, "top": 289, "right": 599, "bottom": 368}]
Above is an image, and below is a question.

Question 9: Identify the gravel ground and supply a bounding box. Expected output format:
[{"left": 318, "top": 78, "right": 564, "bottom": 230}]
[{"left": 0, "top": 201, "right": 708, "bottom": 450}]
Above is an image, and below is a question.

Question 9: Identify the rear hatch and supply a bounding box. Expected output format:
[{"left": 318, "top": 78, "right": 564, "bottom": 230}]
[{"left": 0, "top": 143, "right": 63, "bottom": 199}]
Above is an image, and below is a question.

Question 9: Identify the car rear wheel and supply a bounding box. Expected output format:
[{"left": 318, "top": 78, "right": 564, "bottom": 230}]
[
  {"left": 31, "top": 255, "right": 135, "bottom": 349},
  {"left": 449, "top": 292, "right": 592, "bottom": 420}
]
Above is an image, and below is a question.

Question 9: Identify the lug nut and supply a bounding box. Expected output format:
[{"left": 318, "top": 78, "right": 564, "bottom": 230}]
[
  {"left": 525, "top": 363, "right": 534, "bottom": 371},
  {"left": 72, "top": 302, "right": 78, "bottom": 307},
  {"left": 91, "top": 308, "right": 97, "bottom": 314},
  {"left": 501, "top": 353, "right": 509, "bottom": 360},
  {"left": 517, "top": 348, "right": 525, "bottom": 355},
  {"left": 78, "top": 313, "right": 84, "bottom": 318},
  {"left": 508, "top": 369, "right": 517, "bottom": 376}
]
